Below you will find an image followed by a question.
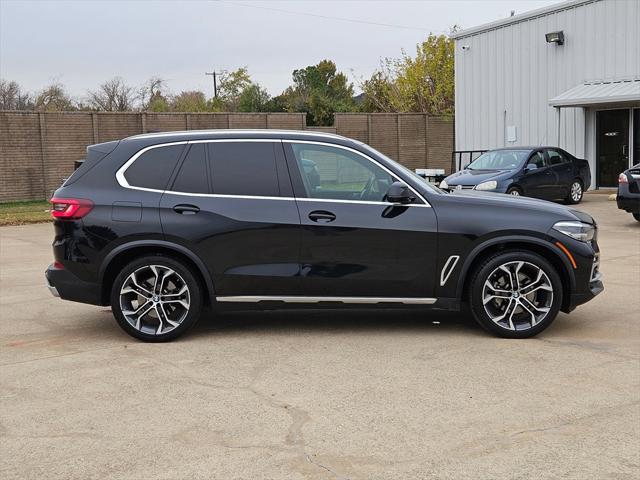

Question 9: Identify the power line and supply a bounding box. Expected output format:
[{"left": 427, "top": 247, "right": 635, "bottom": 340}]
[{"left": 219, "top": 1, "right": 446, "bottom": 33}]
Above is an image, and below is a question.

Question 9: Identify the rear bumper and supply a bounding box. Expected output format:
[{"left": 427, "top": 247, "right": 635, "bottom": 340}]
[
  {"left": 616, "top": 194, "right": 640, "bottom": 213},
  {"left": 45, "top": 263, "right": 102, "bottom": 305}
]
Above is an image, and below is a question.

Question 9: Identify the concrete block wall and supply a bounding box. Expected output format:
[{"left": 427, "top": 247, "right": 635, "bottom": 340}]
[{"left": 0, "top": 111, "right": 453, "bottom": 201}]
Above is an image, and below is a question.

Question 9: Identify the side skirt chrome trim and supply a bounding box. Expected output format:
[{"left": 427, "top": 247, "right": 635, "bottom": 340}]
[
  {"left": 216, "top": 296, "right": 437, "bottom": 305},
  {"left": 440, "top": 255, "right": 460, "bottom": 287}
]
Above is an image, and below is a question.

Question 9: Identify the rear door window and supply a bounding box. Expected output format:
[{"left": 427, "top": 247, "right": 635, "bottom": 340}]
[
  {"left": 171, "top": 144, "right": 209, "bottom": 194},
  {"left": 124, "top": 144, "right": 185, "bottom": 190},
  {"left": 207, "top": 142, "right": 280, "bottom": 197},
  {"left": 547, "top": 149, "right": 568, "bottom": 166}
]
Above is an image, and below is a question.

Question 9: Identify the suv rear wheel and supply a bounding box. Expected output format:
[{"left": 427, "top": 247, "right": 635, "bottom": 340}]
[
  {"left": 469, "top": 250, "right": 563, "bottom": 338},
  {"left": 111, "top": 255, "right": 202, "bottom": 342}
]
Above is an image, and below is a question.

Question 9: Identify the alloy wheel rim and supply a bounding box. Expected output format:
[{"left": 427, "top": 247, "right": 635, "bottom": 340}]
[
  {"left": 510, "top": 190, "right": 520, "bottom": 196},
  {"left": 571, "top": 182, "right": 582, "bottom": 202},
  {"left": 120, "top": 265, "right": 190, "bottom": 335},
  {"left": 482, "top": 261, "right": 553, "bottom": 331}
]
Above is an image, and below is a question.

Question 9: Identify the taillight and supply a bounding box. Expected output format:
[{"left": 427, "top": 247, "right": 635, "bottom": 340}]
[
  {"left": 618, "top": 173, "right": 628, "bottom": 184},
  {"left": 50, "top": 197, "right": 94, "bottom": 219}
]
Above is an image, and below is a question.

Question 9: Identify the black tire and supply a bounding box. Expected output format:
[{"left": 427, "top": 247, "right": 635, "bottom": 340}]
[
  {"left": 468, "top": 250, "right": 563, "bottom": 338},
  {"left": 564, "top": 179, "right": 583, "bottom": 204},
  {"left": 633, "top": 213, "right": 640, "bottom": 222},
  {"left": 506, "top": 186, "right": 522, "bottom": 197},
  {"left": 111, "top": 255, "right": 203, "bottom": 342}
]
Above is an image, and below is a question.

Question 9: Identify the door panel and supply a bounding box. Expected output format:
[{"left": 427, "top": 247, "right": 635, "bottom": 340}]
[
  {"left": 547, "top": 149, "right": 573, "bottom": 198},
  {"left": 284, "top": 141, "right": 438, "bottom": 298},
  {"left": 160, "top": 195, "right": 301, "bottom": 296},
  {"left": 296, "top": 200, "right": 437, "bottom": 297},
  {"left": 597, "top": 109, "right": 630, "bottom": 187},
  {"left": 519, "top": 151, "right": 555, "bottom": 199}
]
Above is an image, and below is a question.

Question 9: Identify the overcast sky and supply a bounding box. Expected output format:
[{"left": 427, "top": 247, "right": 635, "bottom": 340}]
[{"left": 1, "top": 0, "right": 559, "bottom": 99}]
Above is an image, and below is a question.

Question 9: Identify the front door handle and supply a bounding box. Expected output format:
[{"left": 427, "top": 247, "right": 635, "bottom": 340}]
[
  {"left": 308, "top": 210, "right": 336, "bottom": 223},
  {"left": 173, "top": 204, "right": 200, "bottom": 215}
]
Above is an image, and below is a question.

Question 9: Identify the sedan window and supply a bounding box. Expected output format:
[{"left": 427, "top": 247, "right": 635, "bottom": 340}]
[
  {"left": 467, "top": 150, "right": 529, "bottom": 170},
  {"left": 547, "top": 150, "right": 568, "bottom": 165},
  {"left": 527, "top": 151, "right": 547, "bottom": 169}
]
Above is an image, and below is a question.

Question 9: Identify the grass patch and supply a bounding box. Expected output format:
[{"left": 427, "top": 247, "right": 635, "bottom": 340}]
[{"left": 0, "top": 200, "right": 51, "bottom": 226}]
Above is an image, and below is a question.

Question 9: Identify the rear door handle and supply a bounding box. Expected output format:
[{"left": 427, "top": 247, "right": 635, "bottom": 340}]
[
  {"left": 308, "top": 210, "right": 336, "bottom": 223},
  {"left": 173, "top": 204, "right": 200, "bottom": 215}
]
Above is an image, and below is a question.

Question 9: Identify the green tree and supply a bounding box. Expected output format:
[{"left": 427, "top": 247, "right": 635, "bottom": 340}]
[
  {"left": 214, "top": 67, "right": 252, "bottom": 111},
  {"left": 361, "top": 33, "right": 455, "bottom": 114},
  {"left": 238, "top": 83, "right": 271, "bottom": 112},
  {"left": 139, "top": 77, "right": 169, "bottom": 111},
  {"left": 280, "top": 60, "right": 355, "bottom": 126}
]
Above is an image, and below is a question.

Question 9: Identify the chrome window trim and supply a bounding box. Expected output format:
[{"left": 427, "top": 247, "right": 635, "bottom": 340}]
[
  {"left": 216, "top": 295, "right": 437, "bottom": 305},
  {"left": 116, "top": 141, "right": 188, "bottom": 192},
  {"left": 440, "top": 255, "right": 460, "bottom": 286},
  {"left": 284, "top": 139, "right": 431, "bottom": 207},
  {"left": 115, "top": 138, "right": 431, "bottom": 207}
]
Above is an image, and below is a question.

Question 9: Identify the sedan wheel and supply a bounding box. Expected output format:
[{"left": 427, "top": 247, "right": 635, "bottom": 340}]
[
  {"left": 111, "top": 255, "right": 202, "bottom": 342},
  {"left": 469, "top": 250, "right": 562, "bottom": 338},
  {"left": 565, "top": 180, "right": 583, "bottom": 204}
]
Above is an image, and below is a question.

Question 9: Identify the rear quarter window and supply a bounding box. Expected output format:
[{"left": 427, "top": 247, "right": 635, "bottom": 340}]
[{"left": 124, "top": 144, "right": 185, "bottom": 190}]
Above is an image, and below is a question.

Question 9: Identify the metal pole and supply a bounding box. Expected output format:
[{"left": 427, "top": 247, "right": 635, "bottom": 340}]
[
  {"left": 556, "top": 107, "right": 561, "bottom": 147},
  {"left": 205, "top": 70, "right": 219, "bottom": 98}
]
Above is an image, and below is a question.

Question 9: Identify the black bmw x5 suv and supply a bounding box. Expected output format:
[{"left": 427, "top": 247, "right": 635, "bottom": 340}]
[{"left": 46, "top": 130, "right": 603, "bottom": 341}]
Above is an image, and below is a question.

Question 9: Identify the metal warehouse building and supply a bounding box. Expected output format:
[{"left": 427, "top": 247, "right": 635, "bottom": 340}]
[{"left": 452, "top": 0, "right": 639, "bottom": 189}]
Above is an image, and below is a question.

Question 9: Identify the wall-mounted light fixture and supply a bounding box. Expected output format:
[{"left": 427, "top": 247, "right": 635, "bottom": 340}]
[{"left": 545, "top": 31, "right": 564, "bottom": 45}]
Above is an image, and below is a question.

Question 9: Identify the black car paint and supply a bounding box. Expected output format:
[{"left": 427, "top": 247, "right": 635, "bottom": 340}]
[
  {"left": 442, "top": 147, "right": 591, "bottom": 200},
  {"left": 616, "top": 163, "right": 640, "bottom": 216},
  {"left": 46, "top": 130, "right": 602, "bottom": 316}
]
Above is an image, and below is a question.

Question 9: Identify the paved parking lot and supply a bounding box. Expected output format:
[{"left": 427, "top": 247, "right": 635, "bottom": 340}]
[{"left": 1, "top": 194, "right": 638, "bottom": 479}]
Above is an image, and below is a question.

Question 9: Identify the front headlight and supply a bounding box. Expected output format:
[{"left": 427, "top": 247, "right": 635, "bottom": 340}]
[
  {"left": 475, "top": 180, "right": 497, "bottom": 191},
  {"left": 552, "top": 221, "right": 595, "bottom": 242},
  {"left": 439, "top": 179, "right": 448, "bottom": 190}
]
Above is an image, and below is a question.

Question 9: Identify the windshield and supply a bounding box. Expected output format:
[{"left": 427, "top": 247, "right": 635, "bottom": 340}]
[
  {"left": 359, "top": 143, "right": 444, "bottom": 194},
  {"left": 467, "top": 150, "right": 529, "bottom": 170}
]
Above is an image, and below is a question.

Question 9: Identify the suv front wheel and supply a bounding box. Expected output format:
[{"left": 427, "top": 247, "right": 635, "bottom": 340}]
[
  {"left": 469, "top": 250, "right": 563, "bottom": 338},
  {"left": 111, "top": 255, "right": 203, "bottom": 342}
]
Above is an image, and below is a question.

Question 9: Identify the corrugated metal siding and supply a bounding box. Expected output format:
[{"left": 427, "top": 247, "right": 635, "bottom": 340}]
[{"left": 454, "top": 0, "right": 640, "bottom": 169}]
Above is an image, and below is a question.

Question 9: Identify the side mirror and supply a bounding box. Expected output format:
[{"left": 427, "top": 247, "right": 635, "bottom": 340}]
[
  {"left": 525, "top": 163, "right": 538, "bottom": 173},
  {"left": 386, "top": 181, "right": 415, "bottom": 204}
]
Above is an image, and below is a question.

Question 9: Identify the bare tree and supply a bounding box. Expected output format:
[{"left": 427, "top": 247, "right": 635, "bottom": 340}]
[
  {"left": 88, "top": 77, "right": 136, "bottom": 111},
  {"left": 34, "top": 82, "right": 75, "bottom": 111},
  {"left": 0, "top": 79, "right": 34, "bottom": 110},
  {"left": 139, "top": 76, "right": 167, "bottom": 111}
]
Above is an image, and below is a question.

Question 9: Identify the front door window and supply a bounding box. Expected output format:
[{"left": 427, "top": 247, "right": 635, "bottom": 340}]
[{"left": 289, "top": 143, "right": 396, "bottom": 202}]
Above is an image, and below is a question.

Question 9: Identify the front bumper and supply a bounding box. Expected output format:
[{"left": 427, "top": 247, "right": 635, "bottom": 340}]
[
  {"left": 566, "top": 252, "right": 604, "bottom": 311},
  {"left": 45, "top": 263, "right": 102, "bottom": 305}
]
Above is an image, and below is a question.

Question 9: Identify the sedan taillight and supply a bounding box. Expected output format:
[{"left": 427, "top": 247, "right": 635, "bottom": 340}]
[
  {"left": 618, "top": 173, "right": 628, "bottom": 184},
  {"left": 50, "top": 198, "right": 94, "bottom": 219}
]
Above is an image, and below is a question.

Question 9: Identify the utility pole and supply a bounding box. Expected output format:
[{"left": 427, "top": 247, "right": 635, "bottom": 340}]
[{"left": 205, "top": 70, "right": 221, "bottom": 98}]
